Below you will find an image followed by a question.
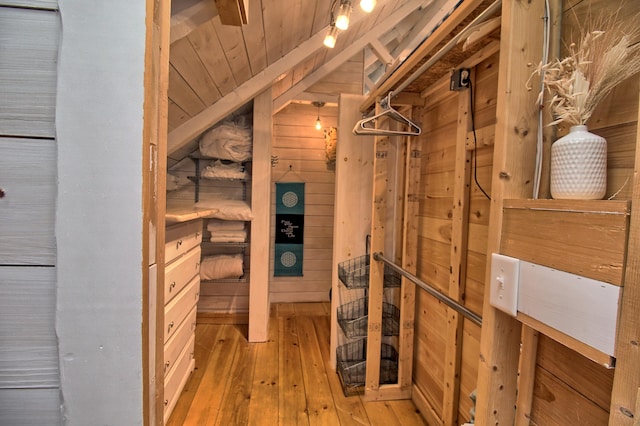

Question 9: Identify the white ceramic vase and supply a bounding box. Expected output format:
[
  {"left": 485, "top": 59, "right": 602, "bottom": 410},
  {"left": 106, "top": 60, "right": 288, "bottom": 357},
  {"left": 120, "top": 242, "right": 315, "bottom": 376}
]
[{"left": 550, "top": 124, "right": 607, "bottom": 200}]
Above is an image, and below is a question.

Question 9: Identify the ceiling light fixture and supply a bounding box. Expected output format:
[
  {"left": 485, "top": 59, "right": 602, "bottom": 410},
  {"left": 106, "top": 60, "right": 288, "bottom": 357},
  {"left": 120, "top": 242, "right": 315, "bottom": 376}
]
[
  {"left": 335, "top": 1, "right": 352, "bottom": 31},
  {"left": 323, "top": 25, "right": 338, "bottom": 48},
  {"left": 360, "top": 0, "right": 376, "bottom": 13},
  {"left": 312, "top": 101, "right": 325, "bottom": 131}
]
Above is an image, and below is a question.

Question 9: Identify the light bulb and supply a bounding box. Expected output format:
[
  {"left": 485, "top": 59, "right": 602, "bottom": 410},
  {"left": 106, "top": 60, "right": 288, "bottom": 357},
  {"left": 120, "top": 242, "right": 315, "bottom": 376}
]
[
  {"left": 360, "top": 0, "right": 376, "bottom": 13},
  {"left": 315, "top": 116, "right": 322, "bottom": 130},
  {"left": 323, "top": 25, "right": 338, "bottom": 48},
  {"left": 335, "top": 2, "right": 351, "bottom": 31}
]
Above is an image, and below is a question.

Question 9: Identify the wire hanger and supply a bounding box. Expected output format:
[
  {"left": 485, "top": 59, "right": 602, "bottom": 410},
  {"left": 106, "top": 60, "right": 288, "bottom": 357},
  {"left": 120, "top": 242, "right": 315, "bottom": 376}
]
[{"left": 352, "top": 93, "right": 422, "bottom": 136}]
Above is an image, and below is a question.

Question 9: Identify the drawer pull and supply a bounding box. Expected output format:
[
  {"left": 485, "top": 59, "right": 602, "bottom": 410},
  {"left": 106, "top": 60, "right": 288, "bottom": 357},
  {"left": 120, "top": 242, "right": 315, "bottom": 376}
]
[
  {"left": 164, "top": 400, "right": 168, "bottom": 406},
  {"left": 169, "top": 281, "right": 176, "bottom": 291},
  {"left": 196, "top": 231, "right": 201, "bottom": 237},
  {"left": 167, "top": 321, "right": 174, "bottom": 333},
  {"left": 176, "top": 239, "right": 183, "bottom": 249},
  {"left": 164, "top": 361, "right": 170, "bottom": 372}
]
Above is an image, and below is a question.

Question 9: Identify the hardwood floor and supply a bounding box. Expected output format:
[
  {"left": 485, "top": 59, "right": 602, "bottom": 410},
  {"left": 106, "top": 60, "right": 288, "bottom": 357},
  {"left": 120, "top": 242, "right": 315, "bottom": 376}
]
[{"left": 167, "top": 303, "right": 427, "bottom": 425}]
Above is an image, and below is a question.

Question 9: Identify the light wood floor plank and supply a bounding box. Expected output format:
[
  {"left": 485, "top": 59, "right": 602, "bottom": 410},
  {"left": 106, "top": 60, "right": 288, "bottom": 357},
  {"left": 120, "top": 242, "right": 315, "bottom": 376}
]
[
  {"left": 297, "top": 316, "right": 342, "bottom": 425},
  {"left": 388, "top": 398, "right": 429, "bottom": 425},
  {"left": 360, "top": 400, "right": 403, "bottom": 426},
  {"left": 214, "top": 334, "right": 258, "bottom": 426},
  {"left": 248, "top": 314, "right": 279, "bottom": 425},
  {"left": 183, "top": 325, "right": 242, "bottom": 426},
  {"left": 166, "top": 303, "right": 427, "bottom": 425},
  {"left": 314, "top": 314, "right": 372, "bottom": 425},
  {"left": 295, "top": 302, "right": 329, "bottom": 316},
  {"left": 279, "top": 314, "right": 310, "bottom": 425}
]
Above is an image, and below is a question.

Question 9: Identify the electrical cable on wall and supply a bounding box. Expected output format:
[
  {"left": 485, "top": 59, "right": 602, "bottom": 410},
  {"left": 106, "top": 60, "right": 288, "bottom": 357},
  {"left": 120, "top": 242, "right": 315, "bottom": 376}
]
[
  {"left": 469, "top": 80, "right": 492, "bottom": 201},
  {"left": 533, "top": 0, "right": 551, "bottom": 199}
]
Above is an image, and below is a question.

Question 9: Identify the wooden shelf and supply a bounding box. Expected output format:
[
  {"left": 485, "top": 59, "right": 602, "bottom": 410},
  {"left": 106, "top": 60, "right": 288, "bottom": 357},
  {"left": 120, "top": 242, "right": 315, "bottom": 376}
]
[
  {"left": 500, "top": 199, "right": 631, "bottom": 367},
  {"left": 165, "top": 200, "right": 219, "bottom": 224},
  {"left": 501, "top": 199, "right": 630, "bottom": 286}
]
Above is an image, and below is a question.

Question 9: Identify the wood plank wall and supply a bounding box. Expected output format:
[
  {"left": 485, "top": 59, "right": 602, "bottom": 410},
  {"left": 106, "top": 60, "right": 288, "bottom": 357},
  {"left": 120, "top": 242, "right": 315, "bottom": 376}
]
[
  {"left": 0, "top": 3, "right": 62, "bottom": 425},
  {"left": 410, "top": 1, "right": 639, "bottom": 422},
  {"left": 525, "top": 1, "right": 639, "bottom": 424},
  {"left": 271, "top": 102, "right": 338, "bottom": 302},
  {"left": 412, "top": 50, "right": 498, "bottom": 425}
]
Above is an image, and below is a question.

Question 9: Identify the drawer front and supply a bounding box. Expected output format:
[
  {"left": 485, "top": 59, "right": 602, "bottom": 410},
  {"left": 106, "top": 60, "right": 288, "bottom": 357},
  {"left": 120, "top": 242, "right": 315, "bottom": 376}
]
[
  {"left": 163, "top": 333, "right": 195, "bottom": 422},
  {"left": 163, "top": 306, "right": 197, "bottom": 378},
  {"left": 165, "top": 219, "right": 203, "bottom": 262},
  {"left": 165, "top": 246, "right": 201, "bottom": 304},
  {"left": 164, "top": 276, "right": 200, "bottom": 343}
]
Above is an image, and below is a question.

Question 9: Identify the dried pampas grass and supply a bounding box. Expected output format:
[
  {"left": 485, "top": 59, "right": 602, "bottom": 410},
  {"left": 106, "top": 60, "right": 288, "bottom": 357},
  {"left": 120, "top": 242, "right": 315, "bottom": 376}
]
[{"left": 528, "top": 8, "right": 640, "bottom": 126}]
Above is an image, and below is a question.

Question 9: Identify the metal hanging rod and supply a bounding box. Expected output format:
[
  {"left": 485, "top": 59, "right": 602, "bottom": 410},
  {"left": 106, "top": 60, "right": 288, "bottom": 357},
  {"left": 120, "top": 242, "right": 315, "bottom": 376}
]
[
  {"left": 383, "top": 0, "right": 502, "bottom": 104},
  {"left": 373, "top": 252, "right": 482, "bottom": 327}
]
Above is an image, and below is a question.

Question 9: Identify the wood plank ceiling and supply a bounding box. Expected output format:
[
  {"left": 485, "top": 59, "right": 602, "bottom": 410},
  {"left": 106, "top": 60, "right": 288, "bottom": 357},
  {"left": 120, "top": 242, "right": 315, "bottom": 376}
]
[{"left": 167, "top": 0, "right": 500, "bottom": 163}]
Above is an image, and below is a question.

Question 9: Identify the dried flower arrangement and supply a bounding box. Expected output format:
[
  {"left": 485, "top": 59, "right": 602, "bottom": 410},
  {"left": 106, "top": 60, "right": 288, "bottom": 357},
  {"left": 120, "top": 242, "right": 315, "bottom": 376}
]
[{"left": 528, "top": 9, "right": 640, "bottom": 126}]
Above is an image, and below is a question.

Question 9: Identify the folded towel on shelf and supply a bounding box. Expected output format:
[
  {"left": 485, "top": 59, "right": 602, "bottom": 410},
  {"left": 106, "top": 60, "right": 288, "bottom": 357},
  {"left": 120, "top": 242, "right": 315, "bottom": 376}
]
[
  {"left": 195, "top": 199, "right": 253, "bottom": 221},
  {"left": 210, "top": 236, "right": 246, "bottom": 243},
  {"left": 209, "top": 229, "right": 247, "bottom": 243},
  {"left": 207, "top": 219, "right": 246, "bottom": 232},
  {"left": 199, "top": 121, "right": 252, "bottom": 162},
  {"left": 200, "top": 254, "right": 244, "bottom": 280},
  {"left": 201, "top": 160, "right": 247, "bottom": 180}
]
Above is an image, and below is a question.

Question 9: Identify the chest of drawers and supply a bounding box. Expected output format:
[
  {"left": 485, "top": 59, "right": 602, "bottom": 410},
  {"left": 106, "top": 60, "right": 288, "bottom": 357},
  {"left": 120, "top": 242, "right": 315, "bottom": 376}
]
[{"left": 163, "top": 219, "right": 202, "bottom": 422}]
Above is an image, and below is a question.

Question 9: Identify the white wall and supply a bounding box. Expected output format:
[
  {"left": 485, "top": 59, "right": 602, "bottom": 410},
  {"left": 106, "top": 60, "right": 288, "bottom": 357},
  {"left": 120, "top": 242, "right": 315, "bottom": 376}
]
[{"left": 56, "top": 1, "right": 146, "bottom": 424}]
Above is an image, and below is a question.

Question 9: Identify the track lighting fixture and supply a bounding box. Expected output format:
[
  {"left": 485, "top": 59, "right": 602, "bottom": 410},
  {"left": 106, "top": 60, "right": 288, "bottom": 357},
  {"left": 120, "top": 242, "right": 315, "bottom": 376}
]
[
  {"left": 359, "top": 0, "right": 376, "bottom": 13},
  {"left": 323, "top": 25, "right": 338, "bottom": 48},
  {"left": 335, "top": 1, "right": 352, "bottom": 31},
  {"left": 324, "top": 0, "right": 374, "bottom": 48},
  {"left": 312, "top": 101, "right": 325, "bottom": 131}
]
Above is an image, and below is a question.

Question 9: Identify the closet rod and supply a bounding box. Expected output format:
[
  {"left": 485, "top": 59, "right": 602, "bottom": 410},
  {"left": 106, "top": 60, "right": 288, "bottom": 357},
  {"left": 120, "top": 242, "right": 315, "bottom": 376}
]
[
  {"left": 382, "top": 0, "right": 502, "bottom": 107},
  {"left": 373, "top": 252, "right": 483, "bottom": 327}
]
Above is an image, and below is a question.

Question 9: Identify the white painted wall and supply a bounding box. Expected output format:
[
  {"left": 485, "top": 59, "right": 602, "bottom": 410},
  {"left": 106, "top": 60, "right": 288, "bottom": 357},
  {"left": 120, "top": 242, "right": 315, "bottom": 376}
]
[{"left": 55, "top": 1, "right": 146, "bottom": 424}]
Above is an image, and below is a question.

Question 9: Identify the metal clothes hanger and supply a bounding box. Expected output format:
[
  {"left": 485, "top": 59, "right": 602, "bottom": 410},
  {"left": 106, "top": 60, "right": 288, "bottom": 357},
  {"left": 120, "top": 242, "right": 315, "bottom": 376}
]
[{"left": 352, "top": 94, "right": 422, "bottom": 136}]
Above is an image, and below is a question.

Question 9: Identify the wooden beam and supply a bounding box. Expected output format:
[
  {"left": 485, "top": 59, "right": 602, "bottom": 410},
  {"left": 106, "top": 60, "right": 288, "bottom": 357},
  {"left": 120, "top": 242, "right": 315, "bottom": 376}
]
[
  {"left": 329, "top": 94, "right": 375, "bottom": 369},
  {"left": 143, "top": 0, "right": 171, "bottom": 423},
  {"left": 369, "top": 39, "right": 394, "bottom": 66},
  {"left": 361, "top": 0, "right": 487, "bottom": 111},
  {"left": 461, "top": 16, "right": 500, "bottom": 51},
  {"left": 170, "top": 0, "right": 218, "bottom": 44},
  {"left": 386, "top": 0, "right": 455, "bottom": 63},
  {"left": 364, "top": 14, "right": 422, "bottom": 70},
  {"left": 214, "top": 0, "right": 248, "bottom": 26},
  {"left": 248, "top": 87, "right": 272, "bottom": 342},
  {"left": 474, "top": 0, "right": 546, "bottom": 424},
  {"left": 167, "top": 0, "right": 405, "bottom": 155},
  {"left": 364, "top": 101, "right": 387, "bottom": 399},
  {"left": 442, "top": 70, "right": 474, "bottom": 426},
  {"left": 289, "top": 92, "right": 338, "bottom": 106},
  {"left": 515, "top": 326, "right": 539, "bottom": 426},
  {"left": 397, "top": 107, "right": 420, "bottom": 398},
  {"left": 272, "top": 0, "right": 428, "bottom": 114},
  {"left": 609, "top": 70, "right": 640, "bottom": 426}
]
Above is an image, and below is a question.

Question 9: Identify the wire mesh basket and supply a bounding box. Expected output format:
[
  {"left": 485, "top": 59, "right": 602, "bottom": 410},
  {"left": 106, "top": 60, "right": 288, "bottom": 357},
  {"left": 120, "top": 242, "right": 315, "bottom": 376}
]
[
  {"left": 336, "top": 339, "right": 398, "bottom": 396},
  {"left": 337, "top": 297, "right": 400, "bottom": 338},
  {"left": 337, "top": 255, "right": 401, "bottom": 289}
]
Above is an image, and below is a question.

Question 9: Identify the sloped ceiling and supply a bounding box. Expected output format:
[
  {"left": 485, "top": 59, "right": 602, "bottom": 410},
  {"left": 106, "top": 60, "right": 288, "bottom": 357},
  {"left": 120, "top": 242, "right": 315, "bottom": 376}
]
[{"left": 167, "top": 0, "right": 501, "bottom": 162}]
